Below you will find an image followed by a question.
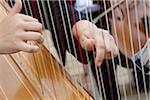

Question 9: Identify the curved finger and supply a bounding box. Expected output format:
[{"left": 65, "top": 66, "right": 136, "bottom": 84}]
[
  {"left": 103, "top": 33, "right": 112, "bottom": 52},
  {"left": 19, "top": 42, "right": 39, "bottom": 53},
  {"left": 9, "top": 0, "right": 22, "bottom": 16},
  {"left": 21, "top": 32, "right": 44, "bottom": 43},
  {"left": 80, "top": 35, "right": 95, "bottom": 50},
  {"left": 23, "top": 21, "right": 43, "bottom": 31},
  {"left": 20, "top": 14, "right": 38, "bottom": 22},
  {"left": 94, "top": 29, "right": 105, "bottom": 67},
  {"left": 103, "top": 31, "right": 119, "bottom": 58}
]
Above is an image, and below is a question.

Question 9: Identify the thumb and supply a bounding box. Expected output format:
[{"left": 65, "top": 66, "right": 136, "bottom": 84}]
[{"left": 9, "top": 0, "right": 22, "bottom": 16}]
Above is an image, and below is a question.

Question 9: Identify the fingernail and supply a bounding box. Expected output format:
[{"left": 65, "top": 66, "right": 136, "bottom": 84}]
[{"left": 97, "top": 60, "right": 102, "bottom": 67}]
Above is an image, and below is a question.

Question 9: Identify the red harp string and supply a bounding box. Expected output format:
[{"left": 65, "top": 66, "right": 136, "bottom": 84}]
[{"left": 69, "top": 0, "right": 91, "bottom": 98}]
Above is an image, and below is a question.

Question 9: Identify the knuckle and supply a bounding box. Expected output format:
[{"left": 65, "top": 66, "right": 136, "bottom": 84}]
[
  {"left": 36, "top": 33, "right": 42, "bottom": 39},
  {"left": 25, "top": 46, "right": 34, "bottom": 52},
  {"left": 15, "top": 21, "right": 24, "bottom": 29},
  {"left": 28, "top": 48, "right": 34, "bottom": 52},
  {"left": 38, "top": 23, "right": 43, "bottom": 29}
]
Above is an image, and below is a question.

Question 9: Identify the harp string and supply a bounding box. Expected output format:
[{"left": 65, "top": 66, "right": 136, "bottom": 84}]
[
  {"left": 133, "top": 0, "right": 148, "bottom": 99},
  {"left": 63, "top": 0, "right": 83, "bottom": 89},
  {"left": 83, "top": 1, "right": 98, "bottom": 99},
  {"left": 102, "top": 0, "right": 124, "bottom": 99},
  {"left": 93, "top": 0, "right": 125, "bottom": 24},
  {"left": 39, "top": 1, "right": 58, "bottom": 97},
  {"left": 32, "top": 0, "right": 64, "bottom": 98},
  {"left": 3, "top": 0, "right": 41, "bottom": 99},
  {"left": 125, "top": 0, "right": 141, "bottom": 99},
  {"left": 87, "top": 4, "right": 98, "bottom": 99},
  {"left": 24, "top": 1, "right": 56, "bottom": 98},
  {"left": 76, "top": 0, "right": 96, "bottom": 98},
  {"left": 75, "top": 1, "right": 91, "bottom": 93},
  {"left": 35, "top": 0, "right": 54, "bottom": 96},
  {"left": 22, "top": 0, "right": 49, "bottom": 98},
  {"left": 4, "top": 56, "right": 36, "bottom": 99},
  {"left": 59, "top": 0, "right": 84, "bottom": 98},
  {"left": 69, "top": 0, "right": 91, "bottom": 98},
  {"left": 143, "top": 0, "right": 149, "bottom": 98},
  {"left": 0, "top": 83, "right": 8, "bottom": 100},
  {"left": 46, "top": 1, "right": 70, "bottom": 98},
  {"left": 22, "top": 1, "right": 43, "bottom": 89},
  {"left": 112, "top": 0, "right": 134, "bottom": 98},
  {"left": 93, "top": 18, "right": 106, "bottom": 99},
  {"left": 28, "top": 0, "right": 45, "bottom": 95},
  {"left": 143, "top": 0, "right": 149, "bottom": 39},
  {"left": 46, "top": 1, "right": 76, "bottom": 99},
  {"left": 118, "top": 2, "right": 134, "bottom": 98},
  {"left": 83, "top": 1, "right": 104, "bottom": 99},
  {"left": 109, "top": 0, "right": 128, "bottom": 99}
]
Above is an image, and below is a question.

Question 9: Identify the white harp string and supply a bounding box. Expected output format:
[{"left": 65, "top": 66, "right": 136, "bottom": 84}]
[
  {"left": 134, "top": 0, "right": 148, "bottom": 99},
  {"left": 3, "top": 0, "right": 149, "bottom": 100}
]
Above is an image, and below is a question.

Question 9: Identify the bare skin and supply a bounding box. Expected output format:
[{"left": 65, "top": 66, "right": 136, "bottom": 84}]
[
  {"left": 72, "top": 20, "right": 118, "bottom": 66},
  {"left": 110, "top": 0, "right": 150, "bottom": 58},
  {"left": 0, "top": 0, "right": 43, "bottom": 54},
  {"left": 0, "top": 0, "right": 119, "bottom": 67}
]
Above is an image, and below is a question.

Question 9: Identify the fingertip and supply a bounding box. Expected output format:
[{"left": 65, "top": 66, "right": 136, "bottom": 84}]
[
  {"left": 96, "top": 58, "right": 103, "bottom": 67},
  {"left": 10, "top": 0, "right": 22, "bottom": 15},
  {"left": 32, "top": 45, "right": 40, "bottom": 52}
]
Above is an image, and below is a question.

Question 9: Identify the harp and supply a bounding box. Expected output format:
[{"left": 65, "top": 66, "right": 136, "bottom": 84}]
[
  {"left": 0, "top": 0, "right": 90, "bottom": 100},
  {"left": 0, "top": 0, "right": 149, "bottom": 100}
]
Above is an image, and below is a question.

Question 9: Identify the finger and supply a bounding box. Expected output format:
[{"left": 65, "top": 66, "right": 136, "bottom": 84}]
[
  {"left": 103, "top": 34, "right": 119, "bottom": 59},
  {"left": 103, "top": 33, "right": 112, "bottom": 52},
  {"left": 9, "top": 0, "right": 22, "bottom": 16},
  {"left": 21, "top": 32, "right": 44, "bottom": 43},
  {"left": 19, "top": 42, "right": 39, "bottom": 53},
  {"left": 80, "top": 35, "right": 95, "bottom": 50},
  {"left": 23, "top": 21, "right": 43, "bottom": 31},
  {"left": 19, "top": 14, "right": 38, "bottom": 22},
  {"left": 95, "top": 29, "right": 105, "bottom": 67}
]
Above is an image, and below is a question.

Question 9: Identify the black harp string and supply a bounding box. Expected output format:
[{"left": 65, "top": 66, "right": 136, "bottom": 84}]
[
  {"left": 43, "top": 1, "right": 63, "bottom": 99},
  {"left": 74, "top": 1, "right": 89, "bottom": 94},
  {"left": 69, "top": 0, "right": 92, "bottom": 98},
  {"left": 102, "top": 0, "right": 123, "bottom": 99},
  {"left": 63, "top": 0, "right": 84, "bottom": 90},
  {"left": 76, "top": 0, "right": 97, "bottom": 98},
  {"left": 95, "top": 1, "right": 109, "bottom": 99},
  {"left": 39, "top": 1, "right": 58, "bottom": 97},
  {"left": 33, "top": 0, "right": 59, "bottom": 98},
  {"left": 75, "top": 0, "right": 94, "bottom": 98},
  {"left": 40, "top": 1, "right": 69, "bottom": 99},
  {"left": 23, "top": 0, "right": 45, "bottom": 96},
  {"left": 83, "top": 1, "right": 107, "bottom": 99},
  {"left": 59, "top": 0, "right": 82, "bottom": 98},
  {"left": 5, "top": 0, "right": 37, "bottom": 99},
  {"left": 22, "top": 0, "right": 42, "bottom": 90},
  {"left": 46, "top": 1, "right": 70, "bottom": 99},
  {"left": 82, "top": 1, "right": 99, "bottom": 99},
  {"left": 88, "top": 3, "right": 102, "bottom": 99},
  {"left": 35, "top": 0, "right": 52, "bottom": 96},
  {"left": 75, "top": 1, "right": 98, "bottom": 98},
  {"left": 134, "top": 0, "right": 148, "bottom": 99},
  {"left": 91, "top": 10, "right": 107, "bottom": 100}
]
